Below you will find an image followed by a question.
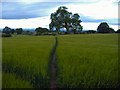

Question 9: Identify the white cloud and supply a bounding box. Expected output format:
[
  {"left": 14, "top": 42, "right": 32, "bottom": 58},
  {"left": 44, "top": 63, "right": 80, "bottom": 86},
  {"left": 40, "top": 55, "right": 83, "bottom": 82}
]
[
  {"left": 64, "top": 0, "right": 118, "bottom": 19},
  {"left": 110, "top": 24, "right": 118, "bottom": 30},
  {"left": 81, "top": 22, "right": 99, "bottom": 30},
  {"left": 0, "top": 16, "right": 50, "bottom": 29},
  {"left": 81, "top": 22, "right": 118, "bottom": 30}
]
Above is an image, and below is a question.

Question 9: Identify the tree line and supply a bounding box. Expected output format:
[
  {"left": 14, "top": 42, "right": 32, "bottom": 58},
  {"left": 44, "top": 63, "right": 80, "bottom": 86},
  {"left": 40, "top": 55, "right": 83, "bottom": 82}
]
[
  {"left": 1, "top": 26, "right": 50, "bottom": 37},
  {"left": 1, "top": 6, "right": 120, "bottom": 37},
  {"left": 2, "top": 27, "right": 23, "bottom": 37}
]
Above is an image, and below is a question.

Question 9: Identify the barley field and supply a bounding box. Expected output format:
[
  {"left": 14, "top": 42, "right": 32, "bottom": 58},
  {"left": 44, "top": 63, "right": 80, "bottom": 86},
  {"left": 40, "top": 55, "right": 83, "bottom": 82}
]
[
  {"left": 2, "top": 34, "right": 119, "bottom": 88},
  {"left": 2, "top": 35, "right": 55, "bottom": 88},
  {"left": 57, "top": 34, "right": 118, "bottom": 88}
]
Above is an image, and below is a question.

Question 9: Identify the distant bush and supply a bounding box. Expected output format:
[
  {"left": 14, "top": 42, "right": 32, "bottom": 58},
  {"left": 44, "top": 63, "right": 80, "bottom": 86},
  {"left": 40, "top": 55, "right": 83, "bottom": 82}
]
[
  {"left": 35, "top": 27, "right": 49, "bottom": 35},
  {"left": 16, "top": 28, "right": 23, "bottom": 34},
  {"left": 116, "top": 29, "right": 120, "bottom": 33},
  {"left": 86, "top": 30, "right": 97, "bottom": 34},
  {"left": 2, "top": 33, "right": 12, "bottom": 37},
  {"left": 22, "top": 31, "right": 33, "bottom": 35}
]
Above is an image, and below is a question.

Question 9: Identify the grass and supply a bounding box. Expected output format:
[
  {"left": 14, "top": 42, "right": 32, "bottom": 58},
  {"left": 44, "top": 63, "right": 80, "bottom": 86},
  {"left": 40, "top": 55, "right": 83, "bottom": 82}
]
[
  {"left": 2, "top": 72, "right": 32, "bottom": 88},
  {"left": 2, "top": 35, "right": 55, "bottom": 88},
  {"left": 57, "top": 34, "right": 118, "bottom": 88}
]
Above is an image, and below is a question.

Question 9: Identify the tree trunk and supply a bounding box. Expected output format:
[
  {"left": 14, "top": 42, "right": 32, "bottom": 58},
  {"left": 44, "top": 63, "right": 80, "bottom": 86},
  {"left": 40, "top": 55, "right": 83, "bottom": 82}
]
[
  {"left": 73, "top": 29, "right": 76, "bottom": 34},
  {"left": 65, "top": 22, "right": 69, "bottom": 34},
  {"left": 56, "top": 27, "right": 59, "bottom": 35}
]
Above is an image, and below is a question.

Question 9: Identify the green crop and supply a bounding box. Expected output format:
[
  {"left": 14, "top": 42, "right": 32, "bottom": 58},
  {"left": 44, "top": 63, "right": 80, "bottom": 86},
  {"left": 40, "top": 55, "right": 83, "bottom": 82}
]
[
  {"left": 57, "top": 34, "right": 118, "bottom": 88},
  {"left": 2, "top": 72, "right": 32, "bottom": 88},
  {"left": 2, "top": 35, "right": 55, "bottom": 88},
  {"left": 2, "top": 34, "right": 118, "bottom": 88}
]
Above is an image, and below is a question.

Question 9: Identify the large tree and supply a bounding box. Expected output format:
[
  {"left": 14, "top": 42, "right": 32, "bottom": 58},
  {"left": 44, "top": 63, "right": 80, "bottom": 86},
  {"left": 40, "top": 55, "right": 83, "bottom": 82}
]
[
  {"left": 49, "top": 6, "right": 82, "bottom": 33},
  {"left": 71, "top": 13, "right": 82, "bottom": 34}
]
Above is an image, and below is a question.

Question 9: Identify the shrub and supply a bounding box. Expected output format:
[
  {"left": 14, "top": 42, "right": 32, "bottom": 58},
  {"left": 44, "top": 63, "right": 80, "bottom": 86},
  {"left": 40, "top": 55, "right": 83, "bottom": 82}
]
[{"left": 2, "top": 33, "right": 12, "bottom": 37}]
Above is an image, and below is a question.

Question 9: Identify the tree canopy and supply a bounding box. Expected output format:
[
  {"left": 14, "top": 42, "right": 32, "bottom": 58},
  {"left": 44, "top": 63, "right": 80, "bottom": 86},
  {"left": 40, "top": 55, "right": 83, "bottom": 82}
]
[
  {"left": 16, "top": 28, "right": 23, "bottom": 34},
  {"left": 116, "top": 29, "right": 120, "bottom": 33},
  {"left": 35, "top": 27, "right": 49, "bottom": 35},
  {"left": 97, "top": 22, "right": 115, "bottom": 33},
  {"left": 2, "top": 26, "right": 12, "bottom": 34},
  {"left": 49, "top": 6, "right": 82, "bottom": 34}
]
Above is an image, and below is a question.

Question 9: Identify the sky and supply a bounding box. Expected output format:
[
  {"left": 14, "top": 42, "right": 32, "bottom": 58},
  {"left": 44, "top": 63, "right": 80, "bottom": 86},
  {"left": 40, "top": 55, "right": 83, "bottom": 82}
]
[{"left": 0, "top": 0, "right": 119, "bottom": 31}]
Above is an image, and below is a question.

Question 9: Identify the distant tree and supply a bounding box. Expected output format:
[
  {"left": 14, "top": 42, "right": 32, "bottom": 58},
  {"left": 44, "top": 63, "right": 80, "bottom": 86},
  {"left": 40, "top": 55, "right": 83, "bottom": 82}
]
[
  {"left": 108, "top": 28, "right": 115, "bottom": 33},
  {"left": 116, "top": 29, "right": 120, "bottom": 33},
  {"left": 2, "top": 26, "right": 16, "bottom": 35},
  {"left": 22, "top": 30, "right": 33, "bottom": 35},
  {"left": 97, "top": 22, "right": 115, "bottom": 33},
  {"left": 2, "top": 26, "right": 11, "bottom": 34},
  {"left": 11, "top": 29, "right": 15, "bottom": 34},
  {"left": 97, "top": 22, "right": 109, "bottom": 33},
  {"left": 49, "top": 6, "right": 82, "bottom": 34},
  {"left": 2, "top": 26, "right": 15, "bottom": 37},
  {"left": 35, "top": 27, "right": 49, "bottom": 35},
  {"left": 16, "top": 28, "right": 23, "bottom": 34}
]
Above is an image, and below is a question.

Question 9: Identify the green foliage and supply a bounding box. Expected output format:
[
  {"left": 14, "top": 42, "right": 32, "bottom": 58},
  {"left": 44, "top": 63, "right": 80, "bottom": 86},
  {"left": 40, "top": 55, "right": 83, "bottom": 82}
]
[
  {"left": 35, "top": 27, "right": 49, "bottom": 35},
  {"left": 57, "top": 34, "right": 118, "bottom": 88},
  {"left": 2, "top": 26, "right": 13, "bottom": 34},
  {"left": 85, "top": 30, "right": 97, "bottom": 34},
  {"left": 71, "top": 13, "right": 82, "bottom": 34},
  {"left": 49, "top": 6, "right": 82, "bottom": 33},
  {"left": 108, "top": 28, "right": 115, "bottom": 33},
  {"left": 2, "top": 35, "right": 55, "bottom": 88},
  {"left": 116, "top": 29, "right": 120, "bottom": 33},
  {"left": 97, "top": 22, "right": 115, "bottom": 33},
  {"left": 16, "top": 28, "right": 23, "bottom": 34},
  {"left": 2, "top": 72, "right": 32, "bottom": 88}
]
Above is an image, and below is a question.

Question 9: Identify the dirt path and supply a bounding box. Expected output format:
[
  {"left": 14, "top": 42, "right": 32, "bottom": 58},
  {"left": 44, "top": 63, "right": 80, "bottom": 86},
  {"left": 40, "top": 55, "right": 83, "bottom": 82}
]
[{"left": 50, "top": 36, "right": 58, "bottom": 89}]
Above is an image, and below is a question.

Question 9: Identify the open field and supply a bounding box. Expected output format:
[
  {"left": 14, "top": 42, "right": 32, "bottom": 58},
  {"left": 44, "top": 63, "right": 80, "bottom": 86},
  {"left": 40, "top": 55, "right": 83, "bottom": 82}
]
[
  {"left": 2, "top": 34, "right": 119, "bottom": 88},
  {"left": 57, "top": 34, "right": 118, "bottom": 88},
  {"left": 2, "top": 35, "right": 55, "bottom": 88}
]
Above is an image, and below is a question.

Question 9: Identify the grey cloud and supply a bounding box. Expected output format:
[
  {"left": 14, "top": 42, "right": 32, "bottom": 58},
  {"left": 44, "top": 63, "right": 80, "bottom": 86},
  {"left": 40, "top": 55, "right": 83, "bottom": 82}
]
[{"left": 1, "top": 2, "right": 69, "bottom": 19}]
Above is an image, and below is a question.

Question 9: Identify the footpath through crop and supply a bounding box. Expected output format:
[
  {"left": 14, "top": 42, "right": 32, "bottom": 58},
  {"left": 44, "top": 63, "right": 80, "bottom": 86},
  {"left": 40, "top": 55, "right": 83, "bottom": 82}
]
[{"left": 49, "top": 36, "right": 58, "bottom": 89}]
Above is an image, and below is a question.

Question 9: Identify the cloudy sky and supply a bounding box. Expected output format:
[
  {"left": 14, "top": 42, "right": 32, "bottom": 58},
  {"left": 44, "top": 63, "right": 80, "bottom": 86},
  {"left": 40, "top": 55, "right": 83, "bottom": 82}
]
[{"left": 0, "top": 0, "right": 119, "bottom": 30}]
